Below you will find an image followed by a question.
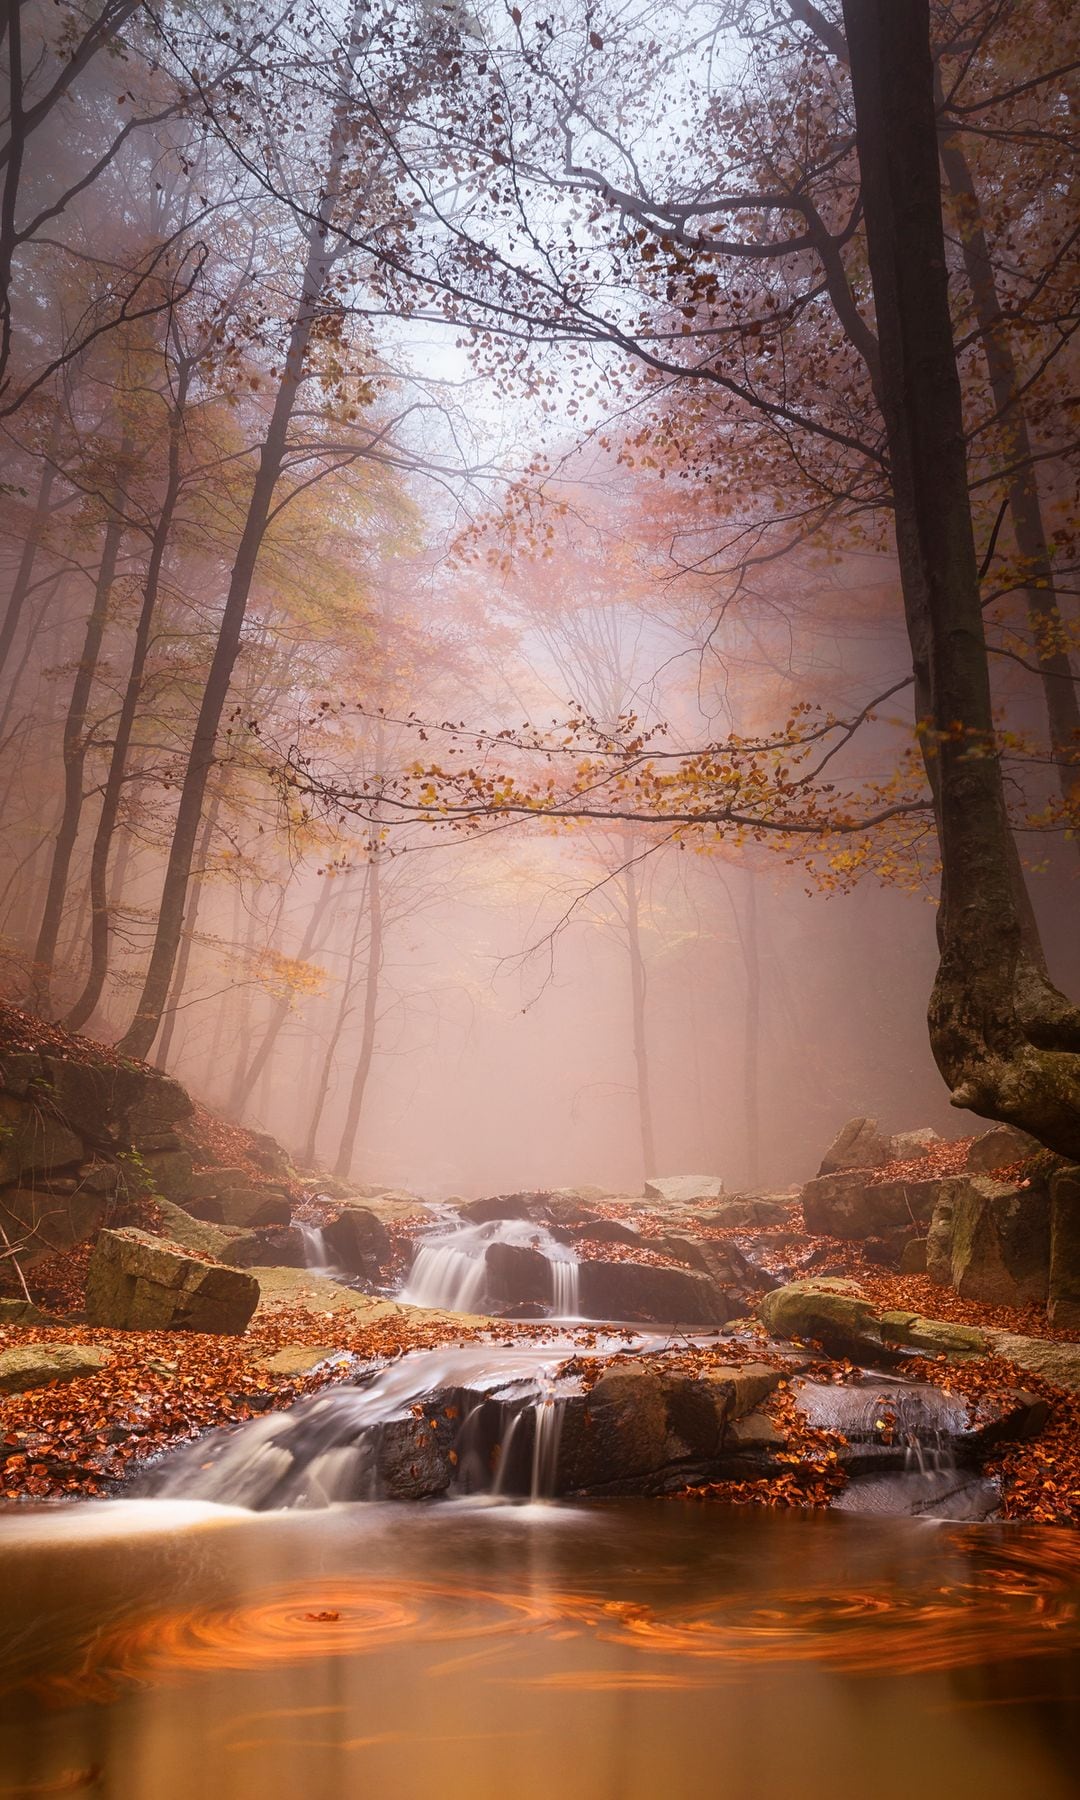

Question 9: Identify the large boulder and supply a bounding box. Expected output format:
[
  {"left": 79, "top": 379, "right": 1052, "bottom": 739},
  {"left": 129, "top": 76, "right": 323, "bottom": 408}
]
[
  {"left": 817, "top": 1117, "right": 889, "bottom": 1176},
  {"left": 947, "top": 1177, "right": 1051, "bottom": 1308},
  {"left": 0, "top": 1183, "right": 107, "bottom": 1267},
  {"left": 0, "top": 1344, "right": 111, "bottom": 1394},
  {"left": 802, "top": 1170, "right": 950, "bottom": 1240},
  {"left": 85, "top": 1228, "right": 259, "bottom": 1334},
  {"left": 693, "top": 1195, "right": 796, "bottom": 1228},
  {"left": 578, "top": 1258, "right": 733, "bottom": 1326},
  {"left": 888, "top": 1127, "right": 942, "bottom": 1162},
  {"left": 985, "top": 1330, "right": 1080, "bottom": 1393},
  {"left": 643, "top": 1175, "right": 725, "bottom": 1204},
  {"left": 965, "top": 1125, "right": 1038, "bottom": 1174},
  {"left": 0, "top": 1092, "right": 83, "bottom": 1184},
  {"left": 759, "top": 1278, "right": 883, "bottom": 1356},
  {"left": 484, "top": 1240, "right": 552, "bottom": 1307},
  {"left": 1048, "top": 1166, "right": 1080, "bottom": 1330},
  {"left": 36, "top": 1054, "right": 192, "bottom": 1148},
  {"left": 458, "top": 1193, "right": 538, "bottom": 1224},
  {"left": 322, "top": 1203, "right": 391, "bottom": 1275},
  {"left": 216, "top": 1188, "right": 292, "bottom": 1230}
]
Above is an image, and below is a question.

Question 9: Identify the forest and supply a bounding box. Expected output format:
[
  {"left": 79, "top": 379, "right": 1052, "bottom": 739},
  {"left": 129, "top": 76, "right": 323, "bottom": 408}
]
[{"left": 0, "top": 3, "right": 1078, "bottom": 1798}]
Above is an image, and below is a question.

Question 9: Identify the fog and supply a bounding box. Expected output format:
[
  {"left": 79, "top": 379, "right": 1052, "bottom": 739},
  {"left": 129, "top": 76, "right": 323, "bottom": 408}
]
[{"left": 1, "top": 0, "right": 1076, "bottom": 1198}]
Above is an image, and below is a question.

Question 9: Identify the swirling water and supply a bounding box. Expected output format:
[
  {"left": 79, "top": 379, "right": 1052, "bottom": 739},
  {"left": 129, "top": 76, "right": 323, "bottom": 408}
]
[{"left": 2, "top": 1500, "right": 1079, "bottom": 1800}]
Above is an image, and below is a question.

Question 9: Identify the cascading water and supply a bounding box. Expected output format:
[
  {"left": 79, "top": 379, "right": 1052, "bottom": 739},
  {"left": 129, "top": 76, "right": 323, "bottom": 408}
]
[
  {"left": 795, "top": 1374, "right": 999, "bottom": 1519},
  {"left": 142, "top": 1343, "right": 583, "bottom": 1511},
  {"left": 297, "top": 1223, "right": 331, "bottom": 1271},
  {"left": 400, "top": 1217, "right": 581, "bottom": 1319}
]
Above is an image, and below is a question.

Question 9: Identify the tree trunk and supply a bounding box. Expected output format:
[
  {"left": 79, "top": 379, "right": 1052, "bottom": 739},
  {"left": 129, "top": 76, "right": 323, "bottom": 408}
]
[
  {"left": 0, "top": 445, "right": 58, "bottom": 682},
  {"left": 622, "top": 856, "right": 657, "bottom": 1180},
  {"left": 154, "top": 798, "right": 219, "bottom": 1071},
  {"left": 27, "top": 450, "right": 129, "bottom": 1012},
  {"left": 231, "top": 875, "right": 338, "bottom": 1110},
  {"left": 301, "top": 870, "right": 369, "bottom": 1167},
  {"left": 842, "top": 0, "right": 1080, "bottom": 1156},
  {"left": 118, "top": 32, "right": 362, "bottom": 1057},
  {"left": 333, "top": 851, "right": 382, "bottom": 1180},
  {"left": 65, "top": 368, "right": 189, "bottom": 1030},
  {"left": 740, "top": 871, "right": 761, "bottom": 1188},
  {"left": 937, "top": 104, "right": 1080, "bottom": 829}
]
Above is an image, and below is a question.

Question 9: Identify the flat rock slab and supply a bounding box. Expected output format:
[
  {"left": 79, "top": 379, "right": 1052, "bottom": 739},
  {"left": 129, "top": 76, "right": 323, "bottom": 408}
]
[
  {"left": 251, "top": 1345, "right": 348, "bottom": 1377},
  {"left": 0, "top": 1344, "right": 111, "bottom": 1394},
  {"left": 643, "top": 1176, "right": 725, "bottom": 1204},
  {"left": 986, "top": 1331, "right": 1080, "bottom": 1393},
  {"left": 253, "top": 1266, "right": 491, "bottom": 1328}
]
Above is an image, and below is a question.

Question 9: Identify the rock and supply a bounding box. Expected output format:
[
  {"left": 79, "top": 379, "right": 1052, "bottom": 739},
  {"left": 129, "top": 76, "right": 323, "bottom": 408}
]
[
  {"left": 965, "top": 1125, "right": 1038, "bottom": 1173},
  {"left": 724, "top": 1411, "right": 786, "bottom": 1453},
  {"left": 642, "top": 1175, "right": 725, "bottom": 1204},
  {"left": 138, "top": 1148, "right": 196, "bottom": 1203},
  {"left": 759, "top": 1278, "right": 883, "bottom": 1356},
  {"left": 322, "top": 1203, "right": 391, "bottom": 1274},
  {"left": 458, "top": 1193, "right": 538, "bottom": 1224},
  {"left": 0, "top": 1299, "right": 52, "bottom": 1324},
  {"left": 888, "top": 1128, "right": 942, "bottom": 1162},
  {"left": 818, "top": 1117, "right": 889, "bottom": 1176},
  {"left": 253, "top": 1346, "right": 342, "bottom": 1377},
  {"left": 247, "top": 1133, "right": 292, "bottom": 1178},
  {"left": 186, "top": 1167, "right": 254, "bottom": 1203},
  {"left": 694, "top": 1196, "right": 796, "bottom": 1228},
  {"left": 0, "top": 1093, "right": 83, "bottom": 1184},
  {"left": 484, "top": 1240, "right": 552, "bottom": 1307},
  {"left": 1048, "top": 1166, "right": 1080, "bottom": 1330},
  {"left": 926, "top": 1188, "right": 958, "bottom": 1285},
  {"left": 948, "top": 1177, "right": 1051, "bottom": 1307},
  {"left": 151, "top": 1197, "right": 237, "bottom": 1259},
  {"left": 802, "top": 1171, "right": 950, "bottom": 1240},
  {"left": 252, "top": 1266, "right": 450, "bottom": 1323},
  {"left": 0, "top": 1051, "right": 43, "bottom": 1097},
  {"left": 85, "top": 1228, "right": 259, "bottom": 1334},
  {"left": 551, "top": 1185, "right": 611, "bottom": 1203},
  {"left": 222, "top": 1226, "right": 307, "bottom": 1269},
  {"left": 0, "top": 1344, "right": 111, "bottom": 1394},
  {"left": 899, "top": 1236, "right": 928, "bottom": 1274},
  {"left": 878, "top": 1310, "right": 986, "bottom": 1356},
  {"left": 985, "top": 1331, "right": 1080, "bottom": 1393},
  {"left": 216, "top": 1188, "right": 291, "bottom": 1229},
  {"left": 571, "top": 1219, "right": 643, "bottom": 1247},
  {"left": 965, "top": 1389, "right": 1052, "bottom": 1450},
  {"left": 0, "top": 1184, "right": 107, "bottom": 1266},
  {"left": 578, "top": 1259, "right": 733, "bottom": 1326}
]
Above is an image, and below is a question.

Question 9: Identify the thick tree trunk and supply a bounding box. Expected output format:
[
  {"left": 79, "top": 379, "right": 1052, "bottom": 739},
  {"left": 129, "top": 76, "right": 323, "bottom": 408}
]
[
  {"left": 843, "top": 0, "right": 1080, "bottom": 1156},
  {"left": 118, "top": 36, "right": 361, "bottom": 1057},
  {"left": 333, "top": 852, "right": 382, "bottom": 1180},
  {"left": 622, "top": 857, "right": 657, "bottom": 1181},
  {"left": 65, "top": 370, "right": 188, "bottom": 1030},
  {"left": 937, "top": 107, "right": 1080, "bottom": 828},
  {"left": 27, "top": 453, "right": 129, "bottom": 1012}
]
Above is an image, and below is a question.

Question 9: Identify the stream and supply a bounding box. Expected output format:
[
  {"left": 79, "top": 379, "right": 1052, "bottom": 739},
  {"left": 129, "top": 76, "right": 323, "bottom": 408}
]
[{"left": 3, "top": 1211, "right": 1080, "bottom": 1798}]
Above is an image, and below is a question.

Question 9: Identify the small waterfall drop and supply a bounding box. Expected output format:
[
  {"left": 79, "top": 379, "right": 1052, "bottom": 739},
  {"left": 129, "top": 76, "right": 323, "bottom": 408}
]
[
  {"left": 297, "top": 1222, "right": 331, "bottom": 1271},
  {"left": 400, "top": 1216, "right": 581, "bottom": 1319}
]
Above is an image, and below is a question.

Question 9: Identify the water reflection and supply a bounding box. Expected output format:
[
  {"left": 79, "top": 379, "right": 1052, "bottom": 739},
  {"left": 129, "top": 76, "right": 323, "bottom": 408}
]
[{"left": 1, "top": 1501, "right": 1079, "bottom": 1800}]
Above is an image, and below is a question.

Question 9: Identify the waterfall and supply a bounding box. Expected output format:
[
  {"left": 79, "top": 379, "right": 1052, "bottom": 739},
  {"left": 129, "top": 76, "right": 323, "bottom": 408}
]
[
  {"left": 549, "top": 1255, "right": 580, "bottom": 1319},
  {"left": 142, "top": 1343, "right": 583, "bottom": 1511},
  {"left": 400, "top": 1216, "right": 582, "bottom": 1318},
  {"left": 401, "top": 1238, "right": 490, "bottom": 1312},
  {"left": 530, "top": 1396, "right": 564, "bottom": 1501},
  {"left": 297, "top": 1223, "right": 331, "bottom": 1271}
]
